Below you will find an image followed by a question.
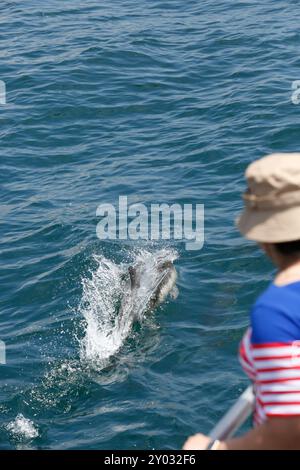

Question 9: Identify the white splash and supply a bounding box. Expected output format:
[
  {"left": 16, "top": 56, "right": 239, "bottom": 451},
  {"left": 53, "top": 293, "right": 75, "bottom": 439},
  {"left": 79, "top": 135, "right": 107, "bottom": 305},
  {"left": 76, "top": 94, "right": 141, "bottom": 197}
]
[
  {"left": 79, "top": 248, "right": 178, "bottom": 367},
  {"left": 6, "top": 414, "right": 39, "bottom": 441}
]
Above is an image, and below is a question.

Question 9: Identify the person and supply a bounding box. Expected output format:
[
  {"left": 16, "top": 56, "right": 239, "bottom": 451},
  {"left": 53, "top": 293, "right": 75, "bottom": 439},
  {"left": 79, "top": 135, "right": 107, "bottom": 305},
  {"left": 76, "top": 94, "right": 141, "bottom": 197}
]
[{"left": 183, "top": 153, "right": 300, "bottom": 450}]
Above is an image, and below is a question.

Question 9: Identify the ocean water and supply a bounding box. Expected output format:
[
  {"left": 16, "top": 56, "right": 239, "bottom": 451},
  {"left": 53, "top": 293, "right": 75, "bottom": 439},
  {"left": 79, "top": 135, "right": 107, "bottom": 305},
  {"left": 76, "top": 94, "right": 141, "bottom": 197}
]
[{"left": 1, "top": 0, "right": 300, "bottom": 449}]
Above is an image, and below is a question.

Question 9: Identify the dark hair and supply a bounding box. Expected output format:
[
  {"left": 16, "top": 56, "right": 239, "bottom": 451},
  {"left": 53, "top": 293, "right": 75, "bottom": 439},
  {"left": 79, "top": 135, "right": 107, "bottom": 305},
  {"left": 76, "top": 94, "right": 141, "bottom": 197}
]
[{"left": 275, "top": 240, "right": 300, "bottom": 256}]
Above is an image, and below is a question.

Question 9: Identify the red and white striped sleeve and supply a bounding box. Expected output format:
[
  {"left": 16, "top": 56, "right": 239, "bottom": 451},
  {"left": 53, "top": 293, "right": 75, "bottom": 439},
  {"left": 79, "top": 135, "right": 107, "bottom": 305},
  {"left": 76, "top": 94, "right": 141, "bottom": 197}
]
[
  {"left": 253, "top": 341, "right": 300, "bottom": 417},
  {"left": 239, "top": 328, "right": 256, "bottom": 381}
]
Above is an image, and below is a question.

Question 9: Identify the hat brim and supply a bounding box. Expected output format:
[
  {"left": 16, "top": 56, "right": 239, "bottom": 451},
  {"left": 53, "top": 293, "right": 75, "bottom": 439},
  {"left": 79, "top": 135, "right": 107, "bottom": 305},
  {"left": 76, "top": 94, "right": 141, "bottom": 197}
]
[{"left": 236, "top": 205, "right": 300, "bottom": 243}]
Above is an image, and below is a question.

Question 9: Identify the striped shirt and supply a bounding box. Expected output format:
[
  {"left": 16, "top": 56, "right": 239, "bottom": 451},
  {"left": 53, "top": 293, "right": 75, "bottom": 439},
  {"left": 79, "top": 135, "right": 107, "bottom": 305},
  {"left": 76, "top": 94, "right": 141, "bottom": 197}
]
[{"left": 239, "top": 281, "right": 300, "bottom": 426}]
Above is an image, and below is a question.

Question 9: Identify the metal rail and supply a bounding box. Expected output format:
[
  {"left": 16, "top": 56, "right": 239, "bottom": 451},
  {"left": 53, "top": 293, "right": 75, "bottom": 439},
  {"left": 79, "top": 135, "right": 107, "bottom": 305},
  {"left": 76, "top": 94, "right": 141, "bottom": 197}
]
[{"left": 209, "top": 386, "right": 255, "bottom": 441}]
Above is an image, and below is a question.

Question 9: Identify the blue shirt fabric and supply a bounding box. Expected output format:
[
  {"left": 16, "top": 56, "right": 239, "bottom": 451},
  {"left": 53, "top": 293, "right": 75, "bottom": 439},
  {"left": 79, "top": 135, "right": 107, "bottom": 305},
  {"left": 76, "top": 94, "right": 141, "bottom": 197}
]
[{"left": 250, "top": 281, "right": 300, "bottom": 344}]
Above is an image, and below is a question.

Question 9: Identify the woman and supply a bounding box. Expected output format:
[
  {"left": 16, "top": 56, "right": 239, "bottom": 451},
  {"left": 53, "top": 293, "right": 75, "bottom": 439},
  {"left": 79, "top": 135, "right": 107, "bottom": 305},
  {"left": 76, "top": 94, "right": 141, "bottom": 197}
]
[{"left": 183, "top": 153, "right": 300, "bottom": 450}]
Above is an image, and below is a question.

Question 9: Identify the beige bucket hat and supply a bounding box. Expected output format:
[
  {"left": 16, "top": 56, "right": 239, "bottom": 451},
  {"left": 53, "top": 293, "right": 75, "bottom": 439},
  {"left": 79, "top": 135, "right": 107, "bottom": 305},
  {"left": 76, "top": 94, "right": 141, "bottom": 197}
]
[{"left": 237, "top": 153, "right": 300, "bottom": 243}]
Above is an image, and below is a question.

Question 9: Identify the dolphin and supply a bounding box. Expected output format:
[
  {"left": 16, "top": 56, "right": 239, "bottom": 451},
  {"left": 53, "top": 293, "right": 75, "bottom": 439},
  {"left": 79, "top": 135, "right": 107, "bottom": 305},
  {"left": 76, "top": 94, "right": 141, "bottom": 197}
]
[{"left": 116, "top": 257, "right": 178, "bottom": 329}]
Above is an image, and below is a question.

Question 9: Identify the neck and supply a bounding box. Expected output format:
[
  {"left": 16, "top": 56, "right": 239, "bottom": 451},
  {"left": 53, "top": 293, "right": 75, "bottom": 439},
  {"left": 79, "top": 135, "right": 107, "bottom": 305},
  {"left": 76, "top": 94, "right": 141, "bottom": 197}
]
[
  {"left": 275, "top": 256, "right": 300, "bottom": 286},
  {"left": 279, "top": 256, "right": 300, "bottom": 271}
]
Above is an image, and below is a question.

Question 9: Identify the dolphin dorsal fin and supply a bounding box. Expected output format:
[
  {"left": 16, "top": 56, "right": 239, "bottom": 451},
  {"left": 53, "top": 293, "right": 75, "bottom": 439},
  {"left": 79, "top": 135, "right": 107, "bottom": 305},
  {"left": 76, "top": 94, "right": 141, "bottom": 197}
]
[{"left": 128, "top": 266, "right": 137, "bottom": 289}]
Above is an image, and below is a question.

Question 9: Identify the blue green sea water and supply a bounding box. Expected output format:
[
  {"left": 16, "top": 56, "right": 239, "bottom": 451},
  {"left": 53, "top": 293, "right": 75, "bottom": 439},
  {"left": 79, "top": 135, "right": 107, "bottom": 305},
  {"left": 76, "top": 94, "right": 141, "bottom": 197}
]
[{"left": 1, "top": 0, "right": 300, "bottom": 449}]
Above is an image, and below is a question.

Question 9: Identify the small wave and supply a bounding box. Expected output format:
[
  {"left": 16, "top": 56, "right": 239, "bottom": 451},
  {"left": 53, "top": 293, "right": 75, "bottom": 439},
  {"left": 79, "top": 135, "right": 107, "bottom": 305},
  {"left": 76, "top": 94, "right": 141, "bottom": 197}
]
[{"left": 6, "top": 414, "right": 39, "bottom": 442}]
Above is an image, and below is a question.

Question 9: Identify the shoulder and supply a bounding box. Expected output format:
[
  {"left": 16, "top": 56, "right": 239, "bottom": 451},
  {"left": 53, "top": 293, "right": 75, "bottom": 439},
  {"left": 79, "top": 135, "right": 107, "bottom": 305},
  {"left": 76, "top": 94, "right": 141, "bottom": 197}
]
[{"left": 251, "top": 284, "right": 300, "bottom": 344}]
